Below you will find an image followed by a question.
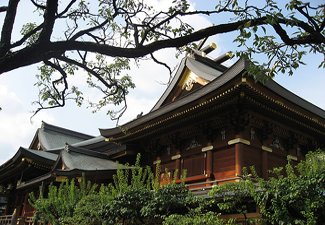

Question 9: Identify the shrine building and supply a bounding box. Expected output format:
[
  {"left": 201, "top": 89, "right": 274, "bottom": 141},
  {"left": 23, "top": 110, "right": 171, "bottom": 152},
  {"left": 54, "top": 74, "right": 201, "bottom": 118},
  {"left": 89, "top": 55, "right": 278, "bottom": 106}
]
[{"left": 0, "top": 42, "right": 324, "bottom": 223}]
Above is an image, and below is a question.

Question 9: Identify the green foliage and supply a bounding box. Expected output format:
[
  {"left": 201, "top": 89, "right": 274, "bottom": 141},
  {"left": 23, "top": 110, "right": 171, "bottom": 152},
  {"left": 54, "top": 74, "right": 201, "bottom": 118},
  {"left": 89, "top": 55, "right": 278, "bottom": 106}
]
[
  {"left": 30, "top": 151, "right": 325, "bottom": 224},
  {"left": 86, "top": 56, "right": 135, "bottom": 121},
  {"left": 98, "top": 153, "right": 191, "bottom": 224},
  {"left": 163, "top": 211, "right": 232, "bottom": 225},
  {"left": 210, "top": 150, "right": 325, "bottom": 224},
  {"left": 70, "top": 194, "right": 102, "bottom": 225},
  {"left": 29, "top": 174, "right": 98, "bottom": 225},
  {"left": 30, "top": 154, "right": 230, "bottom": 225},
  {"left": 221, "top": 0, "right": 323, "bottom": 82},
  {"left": 20, "top": 22, "right": 40, "bottom": 45}
]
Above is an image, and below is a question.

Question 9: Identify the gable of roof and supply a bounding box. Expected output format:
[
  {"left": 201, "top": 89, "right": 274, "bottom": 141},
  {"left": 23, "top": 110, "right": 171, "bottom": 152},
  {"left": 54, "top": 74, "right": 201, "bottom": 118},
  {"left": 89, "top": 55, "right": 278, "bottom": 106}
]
[{"left": 151, "top": 57, "right": 225, "bottom": 111}]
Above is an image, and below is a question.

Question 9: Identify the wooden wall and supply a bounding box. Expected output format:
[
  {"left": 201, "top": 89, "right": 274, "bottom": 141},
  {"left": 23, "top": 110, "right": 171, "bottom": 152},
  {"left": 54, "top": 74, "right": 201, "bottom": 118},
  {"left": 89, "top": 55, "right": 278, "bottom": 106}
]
[{"left": 213, "top": 148, "right": 235, "bottom": 180}]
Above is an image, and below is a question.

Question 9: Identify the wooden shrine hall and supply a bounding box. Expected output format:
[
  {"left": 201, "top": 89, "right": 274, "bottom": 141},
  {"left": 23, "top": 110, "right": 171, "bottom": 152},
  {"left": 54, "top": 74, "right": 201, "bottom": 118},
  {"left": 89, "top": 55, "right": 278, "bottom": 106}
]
[{"left": 0, "top": 41, "right": 325, "bottom": 223}]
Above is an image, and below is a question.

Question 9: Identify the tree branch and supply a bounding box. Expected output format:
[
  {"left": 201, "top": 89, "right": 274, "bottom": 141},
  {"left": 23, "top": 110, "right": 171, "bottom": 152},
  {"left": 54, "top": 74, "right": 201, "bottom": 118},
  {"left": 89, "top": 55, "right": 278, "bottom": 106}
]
[
  {"left": 56, "top": 0, "right": 77, "bottom": 18},
  {"left": 30, "top": 0, "right": 46, "bottom": 10},
  {"left": 56, "top": 55, "right": 116, "bottom": 89},
  {"left": 0, "top": 0, "right": 19, "bottom": 56},
  {"left": 1, "top": 14, "right": 323, "bottom": 75},
  {"left": 31, "top": 59, "right": 69, "bottom": 118},
  {"left": 38, "top": 0, "right": 58, "bottom": 42},
  {"left": 0, "top": 6, "right": 8, "bottom": 13}
]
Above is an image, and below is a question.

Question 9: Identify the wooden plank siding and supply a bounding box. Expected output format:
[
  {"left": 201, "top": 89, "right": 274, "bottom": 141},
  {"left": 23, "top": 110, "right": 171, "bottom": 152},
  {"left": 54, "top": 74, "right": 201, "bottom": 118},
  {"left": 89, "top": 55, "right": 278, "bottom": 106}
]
[
  {"left": 182, "top": 154, "right": 205, "bottom": 177},
  {"left": 267, "top": 153, "right": 287, "bottom": 177},
  {"left": 160, "top": 161, "right": 176, "bottom": 184},
  {"left": 213, "top": 148, "right": 235, "bottom": 179},
  {"left": 243, "top": 147, "right": 262, "bottom": 177}
]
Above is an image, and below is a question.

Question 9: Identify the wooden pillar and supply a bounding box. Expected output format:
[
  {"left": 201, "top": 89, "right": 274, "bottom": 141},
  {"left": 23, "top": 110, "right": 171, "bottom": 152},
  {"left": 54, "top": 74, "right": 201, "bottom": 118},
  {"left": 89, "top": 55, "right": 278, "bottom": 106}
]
[
  {"left": 13, "top": 194, "right": 19, "bottom": 215},
  {"left": 4, "top": 196, "right": 12, "bottom": 215},
  {"left": 21, "top": 192, "right": 29, "bottom": 217},
  {"left": 235, "top": 134, "right": 244, "bottom": 176},
  {"left": 175, "top": 150, "right": 181, "bottom": 179},
  {"left": 205, "top": 142, "right": 213, "bottom": 184},
  {"left": 262, "top": 150, "right": 268, "bottom": 179}
]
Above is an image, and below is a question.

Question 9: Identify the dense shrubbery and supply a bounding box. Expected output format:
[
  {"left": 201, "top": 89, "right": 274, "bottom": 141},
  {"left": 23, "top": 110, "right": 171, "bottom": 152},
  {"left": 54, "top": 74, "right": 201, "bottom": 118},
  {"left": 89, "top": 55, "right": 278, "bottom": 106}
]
[
  {"left": 30, "top": 151, "right": 325, "bottom": 224},
  {"left": 29, "top": 154, "right": 230, "bottom": 224}
]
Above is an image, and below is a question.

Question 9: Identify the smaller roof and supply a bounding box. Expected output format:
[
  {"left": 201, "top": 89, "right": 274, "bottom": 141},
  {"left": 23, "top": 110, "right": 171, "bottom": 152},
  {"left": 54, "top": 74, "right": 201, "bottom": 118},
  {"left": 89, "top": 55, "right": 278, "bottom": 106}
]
[
  {"left": 0, "top": 147, "right": 58, "bottom": 183},
  {"left": 22, "top": 148, "right": 59, "bottom": 162},
  {"left": 16, "top": 145, "right": 121, "bottom": 189},
  {"left": 30, "top": 121, "right": 95, "bottom": 151},
  {"left": 0, "top": 147, "right": 58, "bottom": 171},
  {"left": 61, "top": 148, "right": 118, "bottom": 171}
]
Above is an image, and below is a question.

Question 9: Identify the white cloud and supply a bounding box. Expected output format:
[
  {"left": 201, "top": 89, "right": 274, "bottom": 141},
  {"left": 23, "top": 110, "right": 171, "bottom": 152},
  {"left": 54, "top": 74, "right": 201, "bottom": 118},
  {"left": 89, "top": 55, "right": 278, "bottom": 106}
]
[{"left": 0, "top": 84, "right": 55, "bottom": 164}]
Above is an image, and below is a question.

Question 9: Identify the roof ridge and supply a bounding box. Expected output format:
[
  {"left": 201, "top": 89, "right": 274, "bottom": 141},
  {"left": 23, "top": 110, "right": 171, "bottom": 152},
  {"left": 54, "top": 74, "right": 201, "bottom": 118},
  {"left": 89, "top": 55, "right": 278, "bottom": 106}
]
[
  {"left": 42, "top": 121, "right": 95, "bottom": 140},
  {"left": 64, "top": 143, "right": 109, "bottom": 159}
]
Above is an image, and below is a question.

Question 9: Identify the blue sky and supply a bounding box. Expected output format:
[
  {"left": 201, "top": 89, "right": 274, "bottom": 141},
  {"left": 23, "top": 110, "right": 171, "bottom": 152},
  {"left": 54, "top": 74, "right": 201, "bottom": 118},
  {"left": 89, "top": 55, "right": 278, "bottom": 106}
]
[{"left": 0, "top": 0, "right": 324, "bottom": 164}]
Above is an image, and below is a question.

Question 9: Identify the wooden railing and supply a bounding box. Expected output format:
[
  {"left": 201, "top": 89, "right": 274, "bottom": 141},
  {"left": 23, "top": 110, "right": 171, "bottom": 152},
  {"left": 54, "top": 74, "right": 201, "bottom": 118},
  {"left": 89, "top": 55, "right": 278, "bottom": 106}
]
[
  {"left": 0, "top": 215, "right": 12, "bottom": 225},
  {"left": 186, "top": 177, "right": 241, "bottom": 192},
  {"left": 0, "top": 215, "right": 36, "bottom": 225}
]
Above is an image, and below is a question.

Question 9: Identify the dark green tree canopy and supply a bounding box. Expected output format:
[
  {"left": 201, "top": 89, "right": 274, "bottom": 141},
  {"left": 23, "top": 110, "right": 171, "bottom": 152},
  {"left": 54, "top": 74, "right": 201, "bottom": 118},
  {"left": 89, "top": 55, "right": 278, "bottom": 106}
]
[{"left": 0, "top": 0, "right": 324, "bottom": 122}]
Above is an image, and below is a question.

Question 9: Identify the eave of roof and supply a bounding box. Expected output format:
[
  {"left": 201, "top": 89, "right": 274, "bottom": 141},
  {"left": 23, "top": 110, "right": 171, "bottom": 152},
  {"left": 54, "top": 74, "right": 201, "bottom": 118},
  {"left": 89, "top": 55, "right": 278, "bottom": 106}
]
[
  {"left": 0, "top": 147, "right": 58, "bottom": 172},
  {"left": 17, "top": 163, "right": 119, "bottom": 190},
  {"left": 0, "top": 148, "right": 58, "bottom": 182},
  {"left": 263, "top": 79, "right": 325, "bottom": 120}
]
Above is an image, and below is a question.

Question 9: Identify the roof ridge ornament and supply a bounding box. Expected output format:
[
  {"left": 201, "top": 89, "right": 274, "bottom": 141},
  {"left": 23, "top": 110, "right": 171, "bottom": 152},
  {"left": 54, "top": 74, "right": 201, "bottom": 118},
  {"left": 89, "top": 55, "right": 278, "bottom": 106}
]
[
  {"left": 213, "top": 52, "right": 234, "bottom": 64},
  {"left": 41, "top": 121, "right": 45, "bottom": 130},
  {"left": 201, "top": 42, "right": 217, "bottom": 55},
  {"left": 64, "top": 143, "right": 69, "bottom": 152}
]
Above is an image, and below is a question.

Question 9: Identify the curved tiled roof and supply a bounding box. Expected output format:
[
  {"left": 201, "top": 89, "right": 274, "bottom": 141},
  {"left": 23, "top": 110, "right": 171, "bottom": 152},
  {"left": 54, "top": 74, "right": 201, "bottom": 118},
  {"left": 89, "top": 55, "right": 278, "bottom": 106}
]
[
  {"left": 23, "top": 148, "right": 58, "bottom": 161},
  {"left": 37, "top": 121, "right": 94, "bottom": 150},
  {"left": 61, "top": 150, "right": 118, "bottom": 170}
]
